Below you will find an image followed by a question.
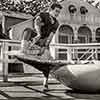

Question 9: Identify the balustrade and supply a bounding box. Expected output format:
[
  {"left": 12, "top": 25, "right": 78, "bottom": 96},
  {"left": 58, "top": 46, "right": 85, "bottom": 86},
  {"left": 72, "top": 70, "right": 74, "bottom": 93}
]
[
  {"left": 0, "top": 40, "right": 100, "bottom": 82},
  {"left": 50, "top": 43, "right": 100, "bottom": 61}
]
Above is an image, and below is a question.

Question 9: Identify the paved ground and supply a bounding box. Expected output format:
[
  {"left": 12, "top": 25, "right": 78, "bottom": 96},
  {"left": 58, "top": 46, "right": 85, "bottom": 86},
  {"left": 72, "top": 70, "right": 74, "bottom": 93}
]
[{"left": 0, "top": 69, "right": 100, "bottom": 100}]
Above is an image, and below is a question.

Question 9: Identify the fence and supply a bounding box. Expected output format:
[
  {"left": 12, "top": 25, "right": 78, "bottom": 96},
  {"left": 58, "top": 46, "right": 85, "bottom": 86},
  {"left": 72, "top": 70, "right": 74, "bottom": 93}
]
[
  {"left": 50, "top": 43, "right": 100, "bottom": 61},
  {"left": 0, "top": 39, "right": 100, "bottom": 82}
]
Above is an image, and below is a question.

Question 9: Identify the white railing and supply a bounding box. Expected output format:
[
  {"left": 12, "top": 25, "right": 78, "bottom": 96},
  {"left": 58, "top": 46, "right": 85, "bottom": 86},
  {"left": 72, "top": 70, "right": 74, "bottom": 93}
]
[
  {"left": 77, "top": 48, "right": 97, "bottom": 60},
  {"left": 50, "top": 43, "right": 100, "bottom": 62},
  {"left": 0, "top": 39, "right": 21, "bottom": 82},
  {"left": 0, "top": 40, "right": 100, "bottom": 82}
]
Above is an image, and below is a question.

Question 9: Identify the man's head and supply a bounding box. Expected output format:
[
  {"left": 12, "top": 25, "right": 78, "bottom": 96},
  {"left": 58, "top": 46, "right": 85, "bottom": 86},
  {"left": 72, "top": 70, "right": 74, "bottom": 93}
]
[{"left": 49, "top": 3, "right": 62, "bottom": 17}]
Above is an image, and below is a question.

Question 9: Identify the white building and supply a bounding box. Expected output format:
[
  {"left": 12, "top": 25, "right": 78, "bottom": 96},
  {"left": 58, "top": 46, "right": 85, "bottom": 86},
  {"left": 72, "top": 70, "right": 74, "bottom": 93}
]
[{"left": 49, "top": 0, "right": 100, "bottom": 60}]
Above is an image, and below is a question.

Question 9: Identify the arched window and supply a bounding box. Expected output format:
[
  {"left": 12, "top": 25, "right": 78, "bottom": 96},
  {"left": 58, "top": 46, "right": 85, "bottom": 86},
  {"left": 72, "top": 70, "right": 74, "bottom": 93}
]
[
  {"left": 56, "top": 25, "right": 73, "bottom": 60},
  {"left": 0, "top": 24, "right": 2, "bottom": 34},
  {"left": 96, "top": 28, "right": 100, "bottom": 43},
  {"left": 78, "top": 26, "right": 92, "bottom": 43},
  {"left": 58, "top": 24, "right": 73, "bottom": 44},
  {"left": 80, "top": 6, "right": 88, "bottom": 23},
  {"left": 96, "top": 28, "right": 100, "bottom": 60},
  {"left": 80, "top": 6, "right": 88, "bottom": 15},
  {"left": 68, "top": 4, "right": 77, "bottom": 21},
  {"left": 68, "top": 5, "right": 77, "bottom": 14}
]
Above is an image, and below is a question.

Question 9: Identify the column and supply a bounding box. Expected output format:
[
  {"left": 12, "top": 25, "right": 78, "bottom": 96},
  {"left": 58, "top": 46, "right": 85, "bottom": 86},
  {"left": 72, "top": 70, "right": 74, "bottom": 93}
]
[
  {"left": 1, "top": 41, "right": 9, "bottom": 82},
  {"left": 92, "top": 29, "right": 97, "bottom": 43},
  {"left": 73, "top": 26, "right": 79, "bottom": 61},
  {"left": 2, "top": 16, "right": 6, "bottom": 34},
  {"left": 73, "top": 26, "right": 79, "bottom": 43},
  {"left": 91, "top": 28, "right": 97, "bottom": 60}
]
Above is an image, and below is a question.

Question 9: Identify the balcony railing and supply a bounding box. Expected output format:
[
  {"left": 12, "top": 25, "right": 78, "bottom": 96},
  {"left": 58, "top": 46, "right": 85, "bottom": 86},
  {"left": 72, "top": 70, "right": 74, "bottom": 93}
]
[
  {"left": 50, "top": 43, "right": 100, "bottom": 62},
  {"left": 0, "top": 39, "right": 100, "bottom": 82}
]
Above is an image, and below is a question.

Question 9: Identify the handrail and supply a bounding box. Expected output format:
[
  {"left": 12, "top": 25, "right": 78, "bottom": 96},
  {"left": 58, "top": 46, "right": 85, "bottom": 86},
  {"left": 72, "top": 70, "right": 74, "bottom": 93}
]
[
  {"left": 79, "top": 49, "right": 92, "bottom": 60},
  {"left": 0, "top": 41, "right": 100, "bottom": 82},
  {"left": 50, "top": 43, "right": 100, "bottom": 47},
  {"left": 0, "top": 39, "right": 20, "bottom": 43},
  {"left": 50, "top": 43, "right": 100, "bottom": 61},
  {"left": 79, "top": 49, "right": 96, "bottom": 61},
  {"left": 86, "top": 49, "right": 96, "bottom": 60}
]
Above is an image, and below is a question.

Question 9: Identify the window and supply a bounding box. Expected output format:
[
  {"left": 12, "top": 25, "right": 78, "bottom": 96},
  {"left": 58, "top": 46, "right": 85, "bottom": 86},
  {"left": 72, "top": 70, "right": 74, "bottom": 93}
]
[
  {"left": 96, "top": 28, "right": 100, "bottom": 43},
  {"left": 89, "top": 36, "right": 92, "bottom": 43},
  {"left": 80, "top": 6, "right": 88, "bottom": 23},
  {"left": 71, "top": 35, "right": 74, "bottom": 43},
  {"left": 78, "top": 35, "right": 87, "bottom": 43},
  {"left": 68, "top": 5, "right": 77, "bottom": 14},
  {"left": 58, "top": 25, "right": 73, "bottom": 44},
  {"left": 80, "top": 6, "right": 88, "bottom": 15},
  {"left": 0, "top": 24, "right": 2, "bottom": 33},
  {"left": 96, "top": 36, "right": 100, "bottom": 43},
  {"left": 59, "top": 35, "right": 68, "bottom": 43},
  {"left": 57, "top": 49, "right": 67, "bottom": 60}
]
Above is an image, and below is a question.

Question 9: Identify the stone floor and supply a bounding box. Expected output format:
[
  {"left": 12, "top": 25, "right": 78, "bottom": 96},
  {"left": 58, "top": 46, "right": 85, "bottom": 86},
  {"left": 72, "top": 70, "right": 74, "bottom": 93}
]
[{"left": 0, "top": 69, "right": 100, "bottom": 100}]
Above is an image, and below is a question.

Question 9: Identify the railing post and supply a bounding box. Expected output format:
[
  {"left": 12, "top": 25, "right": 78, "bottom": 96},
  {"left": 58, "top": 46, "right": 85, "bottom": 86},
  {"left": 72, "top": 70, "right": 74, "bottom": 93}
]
[
  {"left": 93, "top": 48, "right": 97, "bottom": 60},
  {"left": 67, "top": 47, "right": 72, "bottom": 62},
  {"left": 1, "top": 41, "right": 8, "bottom": 82},
  {"left": 95, "top": 48, "right": 98, "bottom": 60}
]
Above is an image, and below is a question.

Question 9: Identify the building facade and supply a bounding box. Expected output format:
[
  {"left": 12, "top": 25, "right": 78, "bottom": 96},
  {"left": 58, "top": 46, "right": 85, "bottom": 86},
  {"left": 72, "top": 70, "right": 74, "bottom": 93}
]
[
  {"left": 5, "top": 0, "right": 100, "bottom": 73},
  {"left": 0, "top": 11, "right": 33, "bottom": 73},
  {"left": 50, "top": 0, "right": 100, "bottom": 60},
  {"left": 0, "top": 10, "right": 33, "bottom": 39},
  {"left": 9, "top": 0, "right": 100, "bottom": 61},
  {"left": 56, "top": 0, "right": 100, "bottom": 44}
]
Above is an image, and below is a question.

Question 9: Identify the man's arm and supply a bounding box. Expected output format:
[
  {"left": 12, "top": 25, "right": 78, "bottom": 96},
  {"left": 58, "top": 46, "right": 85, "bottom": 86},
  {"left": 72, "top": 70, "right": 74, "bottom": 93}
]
[
  {"left": 21, "top": 30, "right": 31, "bottom": 52},
  {"left": 33, "top": 16, "right": 42, "bottom": 43}
]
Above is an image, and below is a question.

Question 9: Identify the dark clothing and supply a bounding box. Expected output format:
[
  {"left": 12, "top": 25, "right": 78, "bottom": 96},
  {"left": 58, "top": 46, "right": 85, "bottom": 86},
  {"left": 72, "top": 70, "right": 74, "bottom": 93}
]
[
  {"left": 22, "top": 12, "right": 59, "bottom": 47},
  {"left": 22, "top": 28, "right": 37, "bottom": 41},
  {"left": 39, "top": 12, "right": 59, "bottom": 39},
  {"left": 19, "top": 13, "right": 59, "bottom": 75},
  {"left": 0, "top": 24, "right": 2, "bottom": 34},
  {"left": 35, "top": 12, "right": 59, "bottom": 47}
]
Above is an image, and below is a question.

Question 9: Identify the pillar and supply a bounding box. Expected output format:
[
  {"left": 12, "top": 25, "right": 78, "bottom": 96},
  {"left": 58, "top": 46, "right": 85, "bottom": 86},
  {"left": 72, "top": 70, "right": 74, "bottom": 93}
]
[
  {"left": 2, "top": 16, "right": 6, "bottom": 34},
  {"left": 91, "top": 28, "right": 97, "bottom": 60},
  {"left": 73, "top": 26, "right": 79, "bottom": 43},
  {"left": 92, "top": 29, "right": 97, "bottom": 43}
]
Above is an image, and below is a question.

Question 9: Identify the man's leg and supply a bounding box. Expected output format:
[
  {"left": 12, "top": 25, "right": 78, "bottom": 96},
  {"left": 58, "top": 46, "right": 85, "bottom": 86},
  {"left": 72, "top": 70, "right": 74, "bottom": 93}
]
[{"left": 43, "top": 69, "right": 50, "bottom": 91}]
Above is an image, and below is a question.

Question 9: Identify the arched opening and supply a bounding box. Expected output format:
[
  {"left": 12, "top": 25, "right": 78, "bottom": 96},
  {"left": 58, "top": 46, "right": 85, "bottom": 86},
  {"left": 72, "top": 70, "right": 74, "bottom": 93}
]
[
  {"left": 58, "top": 24, "right": 74, "bottom": 44},
  {"left": 56, "top": 24, "right": 73, "bottom": 60},
  {"left": 96, "top": 28, "right": 100, "bottom": 43},
  {"left": 78, "top": 26, "right": 92, "bottom": 43},
  {"left": 96, "top": 28, "right": 100, "bottom": 60}
]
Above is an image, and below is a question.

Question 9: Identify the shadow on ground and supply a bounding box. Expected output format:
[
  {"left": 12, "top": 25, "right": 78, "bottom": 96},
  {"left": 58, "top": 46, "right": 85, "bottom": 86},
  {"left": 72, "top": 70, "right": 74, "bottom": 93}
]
[{"left": 65, "top": 90, "right": 100, "bottom": 100}]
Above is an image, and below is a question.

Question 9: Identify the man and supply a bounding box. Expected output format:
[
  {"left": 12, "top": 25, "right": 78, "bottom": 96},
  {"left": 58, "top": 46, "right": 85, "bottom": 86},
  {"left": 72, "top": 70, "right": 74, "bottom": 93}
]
[
  {"left": 22, "top": 3, "right": 62, "bottom": 55},
  {"left": 21, "top": 3, "right": 62, "bottom": 91}
]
